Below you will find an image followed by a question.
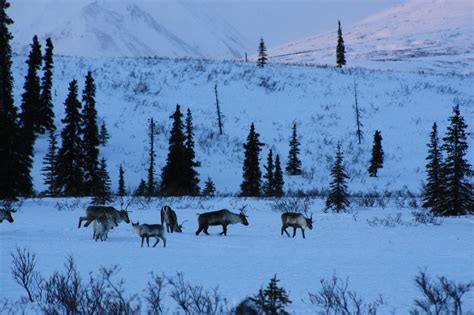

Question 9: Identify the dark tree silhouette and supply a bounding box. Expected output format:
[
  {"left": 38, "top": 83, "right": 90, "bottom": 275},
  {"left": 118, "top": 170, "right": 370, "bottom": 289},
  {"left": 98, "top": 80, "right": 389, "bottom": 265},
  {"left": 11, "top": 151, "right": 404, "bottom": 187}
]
[
  {"left": 118, "top": 164, "right": 125, "bottom": 197},
  {"left": 273, "top": 154, "right": 284, "bottom": 197},
  {"left": 257, "top": 37, "right": 268, "bottom": 68},
  {"left": 202, "top": 177, "right": 216, "bottom": 197},
  {"left": 436, "top": 105, "right": 473, "bottom": 216},
  {"left": 326, "top": 144, "right": 350, "bottom": 212},
  {"left": 214, "top": 83, "right": 223, "bottom": 135},
  {"left": 263, "top": 149, "right": 275, "bottom": 197},
  {"left": 286, "top": 123, "right": 302, "bottom": 175},
  {"left": 422, "top": 123, "right": 443, "bottom": 209},
  {"left": 135, "top": 179, "right": 146, "bottom": 196},
  {"left": 336, "top": 20, "right": 346, "bottom": 68},
  {"left": 98, "top": 121, "right": 110, "bottom": 146},
  {"left": 240, "top": 123, "right": 264, "bottom": 196},
  {"left": 184, "top": 108, "right": 200, "bottom": 195},
  {"left": 368, "top": 130, "right": 384, "bottom": 177},
  {"left": 251, "top": 275, "right": 291, "bottom": 315},
  {"left": 146, "top": 118, "right": 156, "bottom": 196},
  {"left": 354, "top": 81, "right": 363, "bottom": 144},
  {"left": 92, "top": 158, "right": 112, "bottom": 205},
  {"left": 41, "top": 130, "right": 60, "bottom": 196},
  {"left": 39, "top": 37, "right": 55, "bottom": 132}
]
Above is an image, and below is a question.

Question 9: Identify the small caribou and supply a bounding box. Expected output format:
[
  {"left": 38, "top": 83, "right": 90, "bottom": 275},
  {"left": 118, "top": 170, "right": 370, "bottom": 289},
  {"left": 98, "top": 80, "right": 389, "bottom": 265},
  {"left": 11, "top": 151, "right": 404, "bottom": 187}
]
[
  {"left": 78, "top": 205, "right": 130, "bottom": 228},
  {"left": 93, "top": 217, "right": 117, "bottom": 241},
  {"left": 132, "top": 222, "right": 167, "bottom": 248},
  {"left": 160, "top": 205, "right": 187, "bottom": 233},
  {"left": 281, "top": 212, "right": 313, "bottom": 239},
  {"left": 0, "top": 208, "right": 15, "bottom": 223},
  {"left": 195, "top": 206, "right": 249, "bottom": 236}
]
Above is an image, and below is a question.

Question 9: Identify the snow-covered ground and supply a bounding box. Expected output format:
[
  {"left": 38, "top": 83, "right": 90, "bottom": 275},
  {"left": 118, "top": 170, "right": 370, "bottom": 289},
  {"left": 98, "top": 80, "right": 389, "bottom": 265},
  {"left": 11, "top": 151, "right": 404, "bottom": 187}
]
[
  {"left": 11, "top": 55, "right": 474, "bottom": 195},
  {"left": 1, "top": 197, "right": 473, "bottom": 313}
]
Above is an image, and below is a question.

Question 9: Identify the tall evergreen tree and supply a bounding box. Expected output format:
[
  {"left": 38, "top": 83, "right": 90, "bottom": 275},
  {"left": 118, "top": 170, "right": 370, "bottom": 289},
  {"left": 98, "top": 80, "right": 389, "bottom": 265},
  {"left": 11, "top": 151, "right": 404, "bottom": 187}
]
[
  {"left": 368, "top": 130, "right": 384, "bottom": 177},
  {"left": 56, "top": 80, "right": 84, "bottom": 196},
  {"left": 135, "top": 178, "right": 146, "bottom": 196},
  {"left": 92, "top": 157, "right": 112, "bottom": 205},
  {"left": 81, "top": 71, "right": 100, "bottom": 196},
  {"left": 184, "top": 108, "right": 200, "bottom": 195},
  {"left": 326, "top": 144, "right": 350, "bottom": 212},
  {"left": 39, "top": 37, "right": 55, "bottom": 132},
  {"left": 146, "top": 118, "right": 156, "bottom": 196},
  {"left": 422, "top": 123, "right": 443, "bottom": 209},
  {"left": 354, "top": 81, "right": 363, "bottom": 144},
  {"left": 118, "top": 164, "right": 125, "bottom": 197},
  {"left": 336, "top": 20, "right": 346, "bottom": 68},
  {"left": 257, "top": 37, "right": 268, "bottom": 68},
  {"left": 214, "top": 83, "right": 223, "bottom": 135},
  {"left": 240, "top": 123, "right": 264, "bottom": 196},
  {"left": 41, "top": 130, "right": 59, "bottom": 196},
  {"left": 20, "top": 35, "right": 42, "bottom": 136},
  {"left": 160, "top": 105, "right": 190, "bottom": 195},
  {"left": 436, "top": 105, "right": 473, "bottom": 216},
  {"left": 286, "top": 123, "right": 302, "bottom": 175},
  {"left": 251, "top": 275, "right": 292, "bottom": 315},
  {"left": 263, "top": 149, "right": 274, "bottom": 197},
  {"left": 202, "top": 177, "right": 216, "bottom": 197},
  {"left": 274, "top": 154, "right": 284, "bottom": 197},
  {"left": 98, "top": 121, "right": 110, "bottom": 146},
  {"left": 0, "top": 0, "right": 24, "bottom": 199}
]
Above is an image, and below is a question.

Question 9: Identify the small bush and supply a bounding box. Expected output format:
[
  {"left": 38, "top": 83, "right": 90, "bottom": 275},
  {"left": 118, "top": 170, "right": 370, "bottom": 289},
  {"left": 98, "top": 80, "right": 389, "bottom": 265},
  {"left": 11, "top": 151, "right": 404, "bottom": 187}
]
[
  {"left": 411, "top": 210, "right": 442, "bottom": 225},
  {"left": 251, "top": 275, "right": 291, "bottom": 315},
  {"left": 270, "top": 197, "right": 313, "bottom": 214},
  {"left": 366, "top": 213, "right": 412, "bottom": 227}
]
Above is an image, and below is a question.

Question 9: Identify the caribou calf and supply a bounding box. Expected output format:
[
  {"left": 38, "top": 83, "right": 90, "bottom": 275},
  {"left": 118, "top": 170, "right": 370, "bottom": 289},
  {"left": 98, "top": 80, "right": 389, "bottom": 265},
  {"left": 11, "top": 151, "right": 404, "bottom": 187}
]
[
  {"left": 195, "top": 208, "right": 249, "bottom": 236},
  {"left": 132, "top": 222, "right": 167, "bottom": 248},
  {"left": 78, "top": 205, "right": 130, "bottom": 228},
  {"left": 0, "top": 209, "right": 15, "bottom": 223},
  {"left": 160, "top": 206, "right": 187, "bottom": 233},
  {"left": 93, "top": 217, "right": 117, "bottom": 241},
  {"left": 281, "top": 212, "right": 313, "bottom": 239}
]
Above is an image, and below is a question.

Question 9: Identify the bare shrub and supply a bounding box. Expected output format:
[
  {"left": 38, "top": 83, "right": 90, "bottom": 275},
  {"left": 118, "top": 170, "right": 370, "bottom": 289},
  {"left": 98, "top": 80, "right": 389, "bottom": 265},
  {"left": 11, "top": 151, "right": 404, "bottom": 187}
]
[
  {"left": 168, "top": 273, "right": 230, "bottom": 315},
  {"left": 10, "top": 248, "right": 43, "bottom": 302},
  {"left": 54, "top": 198, "right": 83, "bottom": 211},
  {"left": 410, "top": 271, "right": 473, "bottom": 315},
  {"left": 411, "top": 211, "right": 442, "bottom": 226},
  {"left": 145, "top": 273, "right": 167, "bottom": 315},
  {"left": 366, "top": 213, "right": 412, "bottom": 227},
  {"left": 307, "top": 274, "right": 384, "bottom": 315},
  {"left": 270, "top": 197, "right": 314, "bottom": 214}
]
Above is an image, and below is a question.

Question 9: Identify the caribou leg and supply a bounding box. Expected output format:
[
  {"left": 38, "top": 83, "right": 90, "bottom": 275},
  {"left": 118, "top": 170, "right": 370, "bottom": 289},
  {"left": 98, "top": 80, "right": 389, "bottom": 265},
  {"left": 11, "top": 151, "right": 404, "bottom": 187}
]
[
  {"left": 161, "top": 236, "right": 166, "bottom": 248},
  {"left": 141, "top": 237, "right": 145, "bottom": 247},
  {"left": 195, "top": 225, "right": 204, "bottom": 235},
  {"left": 281, "top": 225, "right": 290, "bottom": 237},
  {"left": 153, "top": 238, "right": 160, "bottom": 247},
  {"left": 204, "top": 226, "right": 210, "bottom": 235},
  {"left": 83, "top": 220, "right": 93, "bottom": 228},
  {"left": 301, "top": 229, "right": 305, "bottom": 239},
  {"left": 220, "top": 224, "right": 228, "bottom": 236},
  {"left": 78, "top": 217, "right": 88, "bottom": 228},
  {"left": 292, "top": 227, "right": 297, "bottom": 238},
  {"left": 146, "top": 236, "right": 150, "bottom": 247}
]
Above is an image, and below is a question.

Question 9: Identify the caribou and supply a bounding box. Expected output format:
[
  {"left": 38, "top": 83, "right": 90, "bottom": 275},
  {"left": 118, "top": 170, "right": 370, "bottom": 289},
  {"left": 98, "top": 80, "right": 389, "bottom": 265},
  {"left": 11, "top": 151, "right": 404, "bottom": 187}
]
[
  {"left": 132, "top": 222, "right": 167, "bottom": 248},
  {"left": 93, "top": 217, "right": 117, "bottom": 241},
  {"left": 281, "top": 212, "right": 313, "bottom": 239},
  {"left": 0, "top": 208, "right": 15, "bottom": 223},
  {"left": 195, "top": 206, "right": 249, "bottom": 236},
  {"left": 78, "top": 205, "right": 130, "bottom": 229},
  {"left": 160, "top": 205, "right": 187, "bottom": 233}
]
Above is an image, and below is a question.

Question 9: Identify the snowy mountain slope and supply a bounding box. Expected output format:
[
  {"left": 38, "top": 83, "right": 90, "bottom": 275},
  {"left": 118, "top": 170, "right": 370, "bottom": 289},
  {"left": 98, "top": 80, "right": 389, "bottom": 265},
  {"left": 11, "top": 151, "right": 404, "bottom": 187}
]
[
  {"left": 11, "top": 55, "right": 474, "bottom": 195},
  {"left": 9, "top": 0, "right": 252, "bottom": 59},
  {"left": 268, "top": 0, "right": 474, "bottom": 74}
]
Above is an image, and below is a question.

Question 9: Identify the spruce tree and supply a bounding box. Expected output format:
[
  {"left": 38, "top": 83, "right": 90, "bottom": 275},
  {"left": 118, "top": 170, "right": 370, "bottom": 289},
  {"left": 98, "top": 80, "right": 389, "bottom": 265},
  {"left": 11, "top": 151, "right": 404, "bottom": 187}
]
[
  {"left": 274, "top": 154, "right": 284, "bottom": 197},
  {"left": 214, "top": 83, "right": 223, "bottom": 135},
  {"left": 56, "top": 80, "right": 84, "bottom": 196},
  {"left": 81, "top": 71, "right": 100, "bottom": 196},
  {"left": 240, "top": 123, "right": 264, "bottom": 196},
  {"left": 184, "top": 108, "right": 200, "bottom": 195},
  {"left": 99, "top": 121, "right": 110, "bottom": 146},
  {"left": 422, "top": 123, "right": 443, "bottom": 209},
  {"left": 0, "top": 0, "right": 24, "bottom": 199},
  {"left": 20, "top": 35, "right": 42, "bottom": 136},
  {"left": 436, "top": 105, "right": 473, "bottom": 216},
  {"left": 286, "top": 123, "right": 302, "bottom": 175},
  {"left": 135, "top": 179, "right": 146, "bottom": 196},
  {"left": 146, "top": 118, "right": 156, "bottom": 196},
  {"left": 368, "top": 130, "right": 384, "bottom": 177},
  {"left": 251, "top": 275, "right": 291, "bottom": 315},
  {"left": 263, "top": 149, "right": 274, "bottom": 197},
  {"left": 257, "top": 37, "right": 268, "bottom": 68},
  {"left": 326, "top": 144, "right": 350, "bottom": 212},
  {"left": 39, "top": 37, "right": 55, "bottom": 132},
  {"left": 202, "top": 177, "right": 216, "bottom": 197},
  {"left": 92, "top": 157, "right": 112, "bottom": 205},
  {"left": 118, "top": 164, "right": 125, "bottom": 197},
  {"left": 160, "top": 105, "right": 189, "bottom": 195},
  {"left": 336, "top": 20, "right": 346, "bottom": 68},
  {"left": 41, "top": 130, "right": 59, "bottom": 196}
]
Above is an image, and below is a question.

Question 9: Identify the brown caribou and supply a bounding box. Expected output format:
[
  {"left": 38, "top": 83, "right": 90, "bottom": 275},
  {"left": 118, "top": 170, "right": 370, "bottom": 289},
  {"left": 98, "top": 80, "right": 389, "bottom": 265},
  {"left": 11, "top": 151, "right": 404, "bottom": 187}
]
[
  {"left": 78, "top": 205, "right": 130, "bottom": 228},
  {"left": 160, "top": 205, "right": 187, "bottom": 233},
  {"left": 195, "top": 206, "right": 249, "bottom": 236},
  {"left": 281, "top": 212, "right": 313, "bottom": 239}
]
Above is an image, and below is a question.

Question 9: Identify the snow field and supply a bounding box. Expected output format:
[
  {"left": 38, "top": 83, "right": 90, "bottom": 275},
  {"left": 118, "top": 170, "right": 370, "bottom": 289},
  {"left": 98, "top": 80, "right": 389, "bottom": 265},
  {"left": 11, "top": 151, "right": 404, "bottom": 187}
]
[{"left": 1, "top": 197, "right": 473, "bottom": 313}]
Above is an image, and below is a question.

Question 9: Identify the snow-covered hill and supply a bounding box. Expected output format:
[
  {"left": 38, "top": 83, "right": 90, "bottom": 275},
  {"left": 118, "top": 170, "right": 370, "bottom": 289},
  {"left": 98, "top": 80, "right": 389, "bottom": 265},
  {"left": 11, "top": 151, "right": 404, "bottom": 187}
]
[
  {"left": 268, "top": 0, "right": 474, "bottom": 74},
  {"left": 10, "top": 0, "right": 252, "bottom": 59},
  {"left": 11, "top": 55, "right": 474, "bottom": 195}
]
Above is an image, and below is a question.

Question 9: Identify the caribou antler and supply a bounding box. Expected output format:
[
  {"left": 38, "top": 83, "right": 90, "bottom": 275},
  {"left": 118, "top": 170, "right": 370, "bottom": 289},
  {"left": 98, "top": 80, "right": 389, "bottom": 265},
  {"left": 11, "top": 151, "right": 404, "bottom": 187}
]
[{"left": 239, "top": 204, "right": 248, "bottom": 214}]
